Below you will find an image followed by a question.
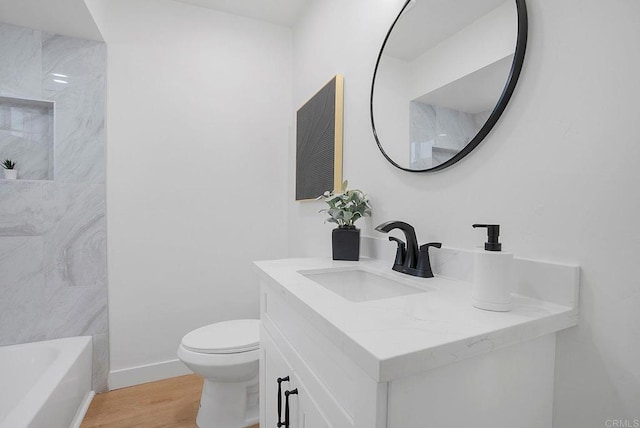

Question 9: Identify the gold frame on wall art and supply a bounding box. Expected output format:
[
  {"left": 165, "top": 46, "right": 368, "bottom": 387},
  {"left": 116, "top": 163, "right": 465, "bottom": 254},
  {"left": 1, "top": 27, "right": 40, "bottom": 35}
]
[{"left": 295, "top": 74, "right": 344, "bottom": 201}]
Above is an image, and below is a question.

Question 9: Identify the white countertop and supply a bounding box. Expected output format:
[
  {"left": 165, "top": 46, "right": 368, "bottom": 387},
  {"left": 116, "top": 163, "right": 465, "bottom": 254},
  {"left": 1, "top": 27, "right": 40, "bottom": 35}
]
[{"left": 254, "top": 257, "right": 579, "bottom": 382}]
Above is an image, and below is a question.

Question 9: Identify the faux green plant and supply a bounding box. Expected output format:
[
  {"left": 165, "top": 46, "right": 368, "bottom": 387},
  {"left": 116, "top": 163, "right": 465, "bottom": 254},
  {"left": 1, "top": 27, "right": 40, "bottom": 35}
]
[
  {"left": 318, "top": 180, "right": 372, "bottom": 228},
  {"left": 2, "top": 159, "right": 15, "bottom": 170}
]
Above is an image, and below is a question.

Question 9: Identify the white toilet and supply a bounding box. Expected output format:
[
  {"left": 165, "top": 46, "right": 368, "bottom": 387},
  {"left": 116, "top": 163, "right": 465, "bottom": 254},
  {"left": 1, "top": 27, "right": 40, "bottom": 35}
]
[{"left": 177, "top": 319, "right": 260, "bottom": 428}]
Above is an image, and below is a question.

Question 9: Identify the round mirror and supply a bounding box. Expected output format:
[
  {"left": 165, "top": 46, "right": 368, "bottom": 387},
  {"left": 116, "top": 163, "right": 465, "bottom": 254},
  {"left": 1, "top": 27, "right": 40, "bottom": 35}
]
[{"left": 371, "top": 0, "right": 527, "bottom": 172}]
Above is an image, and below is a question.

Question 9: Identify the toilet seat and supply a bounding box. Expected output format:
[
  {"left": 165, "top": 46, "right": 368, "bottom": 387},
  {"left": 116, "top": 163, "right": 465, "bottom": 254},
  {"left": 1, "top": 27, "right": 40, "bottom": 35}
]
[
  {"left": 178, "top": 345, "right": 260, "bottom": 371},
  {"left": 181, "top": 319, "right": 260, "bottom": 354}
]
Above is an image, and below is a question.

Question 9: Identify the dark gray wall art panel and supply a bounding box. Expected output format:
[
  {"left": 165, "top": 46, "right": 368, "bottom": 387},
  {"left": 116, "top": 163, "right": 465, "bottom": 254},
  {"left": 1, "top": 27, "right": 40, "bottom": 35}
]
[{"left": 296, "top": 75, "right": 343, "bottom": 200}]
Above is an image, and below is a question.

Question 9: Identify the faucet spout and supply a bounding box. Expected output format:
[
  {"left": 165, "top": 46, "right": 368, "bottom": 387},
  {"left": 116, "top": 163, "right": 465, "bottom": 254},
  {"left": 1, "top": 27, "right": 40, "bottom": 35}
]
[
  {"left": 375, "top": 221, "right": 419, "bottom": 269},
  {"left": 376, "top": 220, "right": 442, "bottom": 278}
]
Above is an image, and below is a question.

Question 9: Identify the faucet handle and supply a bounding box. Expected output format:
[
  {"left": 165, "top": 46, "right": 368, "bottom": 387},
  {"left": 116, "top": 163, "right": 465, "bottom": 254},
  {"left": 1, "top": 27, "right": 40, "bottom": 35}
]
[
  {"left": 388, "top": 237, "right": 406, "bottom": 266},
  {"left": 416, "top": 242, "right": 442, "bottom": 277},
  {"left": 419, "top": 242, "right": 442, "bottom": 252}
]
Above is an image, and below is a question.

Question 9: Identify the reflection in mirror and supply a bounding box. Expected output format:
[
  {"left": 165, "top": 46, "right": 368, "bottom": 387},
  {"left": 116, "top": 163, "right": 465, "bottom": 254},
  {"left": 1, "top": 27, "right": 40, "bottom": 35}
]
[{"left": 371, "top": 0, "right": 527, "bottom": 172}]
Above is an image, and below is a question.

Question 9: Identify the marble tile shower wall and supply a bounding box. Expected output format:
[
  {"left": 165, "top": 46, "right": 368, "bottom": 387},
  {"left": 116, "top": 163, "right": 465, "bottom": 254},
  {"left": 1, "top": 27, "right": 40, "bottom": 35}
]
[
  {"left": 0, "top": 22, "right": 108, "bottom": 391},
  {"left": 409, "top": 102, "right": 491, "bottom": 168}
]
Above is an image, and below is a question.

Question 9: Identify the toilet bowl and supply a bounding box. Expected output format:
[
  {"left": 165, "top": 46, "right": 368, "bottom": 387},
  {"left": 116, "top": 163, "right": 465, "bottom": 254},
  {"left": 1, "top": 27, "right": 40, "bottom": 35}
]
[{"left": 177, "top": 319, "right": 260, "bottom": 428}]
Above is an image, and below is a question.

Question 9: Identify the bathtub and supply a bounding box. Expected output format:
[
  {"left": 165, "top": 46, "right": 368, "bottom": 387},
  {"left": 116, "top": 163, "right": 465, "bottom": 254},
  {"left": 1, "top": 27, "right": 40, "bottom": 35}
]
[{"left": 0, "top": 336, "right": 94, "bottom": 428}]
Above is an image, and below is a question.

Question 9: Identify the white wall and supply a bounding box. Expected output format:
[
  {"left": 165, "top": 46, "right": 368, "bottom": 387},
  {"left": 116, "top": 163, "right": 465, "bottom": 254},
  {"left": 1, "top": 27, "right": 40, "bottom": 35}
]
[
  {"left": 86, "top": 0, "right": 291, "bottom": 387},
  {"left": 291, "top": 0, "right": 640, "bottom": 424}
]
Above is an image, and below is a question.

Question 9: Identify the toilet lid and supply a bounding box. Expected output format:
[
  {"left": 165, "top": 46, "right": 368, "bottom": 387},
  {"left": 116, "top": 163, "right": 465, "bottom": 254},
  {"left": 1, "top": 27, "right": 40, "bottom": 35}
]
[{"left": 181, "top": 319, "right": 260, "bottom": 354}]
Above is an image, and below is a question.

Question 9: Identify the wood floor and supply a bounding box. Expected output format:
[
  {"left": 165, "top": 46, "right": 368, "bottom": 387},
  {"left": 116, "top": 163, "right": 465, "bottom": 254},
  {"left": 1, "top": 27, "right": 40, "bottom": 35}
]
[{"left": 81, "top": 374, "right": 259, "bottom": 428}]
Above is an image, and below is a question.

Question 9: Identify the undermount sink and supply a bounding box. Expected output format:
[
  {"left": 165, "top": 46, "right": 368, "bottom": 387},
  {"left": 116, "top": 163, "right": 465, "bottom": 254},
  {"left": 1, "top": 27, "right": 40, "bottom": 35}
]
[{"left": 300, "top": 268, "right": 429, "bottom": 302}]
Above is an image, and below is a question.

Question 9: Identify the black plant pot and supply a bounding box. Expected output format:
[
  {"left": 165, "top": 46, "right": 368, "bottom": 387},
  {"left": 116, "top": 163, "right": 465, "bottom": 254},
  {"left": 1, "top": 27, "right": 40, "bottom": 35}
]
[{"left": 332, "top": 226, "right": 360, "bottom": 261}]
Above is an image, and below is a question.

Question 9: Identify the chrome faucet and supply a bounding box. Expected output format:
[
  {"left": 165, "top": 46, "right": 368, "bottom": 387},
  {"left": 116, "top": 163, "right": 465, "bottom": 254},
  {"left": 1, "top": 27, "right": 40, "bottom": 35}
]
[{"left": 375, "top": 220, "right": 442, "bottom": 278}]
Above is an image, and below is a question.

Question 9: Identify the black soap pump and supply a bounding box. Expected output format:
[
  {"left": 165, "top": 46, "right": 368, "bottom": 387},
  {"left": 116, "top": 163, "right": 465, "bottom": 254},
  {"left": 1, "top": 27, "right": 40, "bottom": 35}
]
[
  {"left": 472, "top": 224, "right": 502, "bottom": 251},
  {"left": 471, "top": 223, "right": 514, "bottom": 312}
]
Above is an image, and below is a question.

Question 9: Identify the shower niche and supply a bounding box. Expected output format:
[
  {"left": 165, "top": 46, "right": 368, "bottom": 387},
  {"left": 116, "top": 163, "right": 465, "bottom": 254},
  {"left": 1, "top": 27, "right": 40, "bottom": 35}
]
[{"left": 0, "top": 95, "right": 55, "bottom": 180}]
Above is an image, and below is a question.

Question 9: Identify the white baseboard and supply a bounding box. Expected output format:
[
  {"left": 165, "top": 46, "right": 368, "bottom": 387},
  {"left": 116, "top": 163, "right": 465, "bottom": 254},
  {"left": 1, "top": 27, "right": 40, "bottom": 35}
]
[
  {"left": 109, "top": 359, "right": 193, "bottom": 390},
  {"left": 70, "top": 390, "right": 95, "bottom": 428}
]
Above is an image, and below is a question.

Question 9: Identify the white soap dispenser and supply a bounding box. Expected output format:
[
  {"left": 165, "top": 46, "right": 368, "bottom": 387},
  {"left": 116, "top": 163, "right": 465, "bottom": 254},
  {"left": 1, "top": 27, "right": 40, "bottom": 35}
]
[{"left": 471, "top": 224, "right": 513, "bottom": 311}]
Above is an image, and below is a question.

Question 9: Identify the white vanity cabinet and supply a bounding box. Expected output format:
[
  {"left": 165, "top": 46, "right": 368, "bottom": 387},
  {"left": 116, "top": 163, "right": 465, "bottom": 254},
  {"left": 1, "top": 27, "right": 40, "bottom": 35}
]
[{"left": 256, "top": 258, "right": 580, "bottom": 428}]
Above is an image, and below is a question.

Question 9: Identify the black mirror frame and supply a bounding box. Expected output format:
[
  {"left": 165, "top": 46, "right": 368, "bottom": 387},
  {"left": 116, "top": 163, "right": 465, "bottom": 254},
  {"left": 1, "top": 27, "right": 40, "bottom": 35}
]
[{"left": 370, "top": 0, "right": 528, "bottom": 173}]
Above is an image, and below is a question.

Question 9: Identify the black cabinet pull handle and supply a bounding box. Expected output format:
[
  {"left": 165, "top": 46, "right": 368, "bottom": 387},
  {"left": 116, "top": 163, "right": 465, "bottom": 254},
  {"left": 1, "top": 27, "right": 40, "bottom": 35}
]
[
  {"left": 284, "top": 388, "right": 298, "bottom": 427},
  {"left": 276, "top": 376, "right": 289, "bottom": 427}
]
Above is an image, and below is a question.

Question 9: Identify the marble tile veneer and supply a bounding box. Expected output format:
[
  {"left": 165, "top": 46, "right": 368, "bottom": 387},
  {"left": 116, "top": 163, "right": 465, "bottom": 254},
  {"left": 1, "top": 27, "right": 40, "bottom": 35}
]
[
  {"left": 0, "top": 236, "right": 46, "bottom": 346},
  {"left": 42, "top": 34, "right": 106, "bottom": 184},
  {"left": 0, "top": 181, "right": 44, "bottom": 236},
  {"left": 43, "top": 183, "right": 107, "bottom": 288},
  {"left": 409, "top": 102, "right": 492, "bottom": 169},
  {"left": 0, "top": 24, "right": 41, "bottom": 98},
  {"left": 0, "top": 22, "right": 107, "bottom": 392}
]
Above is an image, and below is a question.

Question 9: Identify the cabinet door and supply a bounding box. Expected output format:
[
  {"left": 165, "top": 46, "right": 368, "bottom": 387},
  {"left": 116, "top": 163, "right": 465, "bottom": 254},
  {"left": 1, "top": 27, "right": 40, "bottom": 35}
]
[
  {"left": 262, "top": 329, "right": 296, "bottom": 428},
  {"left": 294, "top": 373, "right": 331, "bottom": 428},
  {"left": 261, "top": 329, "right": 332, "bottom": 428}
]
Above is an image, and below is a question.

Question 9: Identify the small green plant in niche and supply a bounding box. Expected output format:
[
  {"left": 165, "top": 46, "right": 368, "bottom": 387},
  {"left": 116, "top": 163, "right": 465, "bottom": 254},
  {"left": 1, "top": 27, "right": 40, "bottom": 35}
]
[
  {"left": 318, "top": 180, "right": 372, "bottom": 228},
  {"left": 2, "top": 159, "right": 17, "bottom": 180}
]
